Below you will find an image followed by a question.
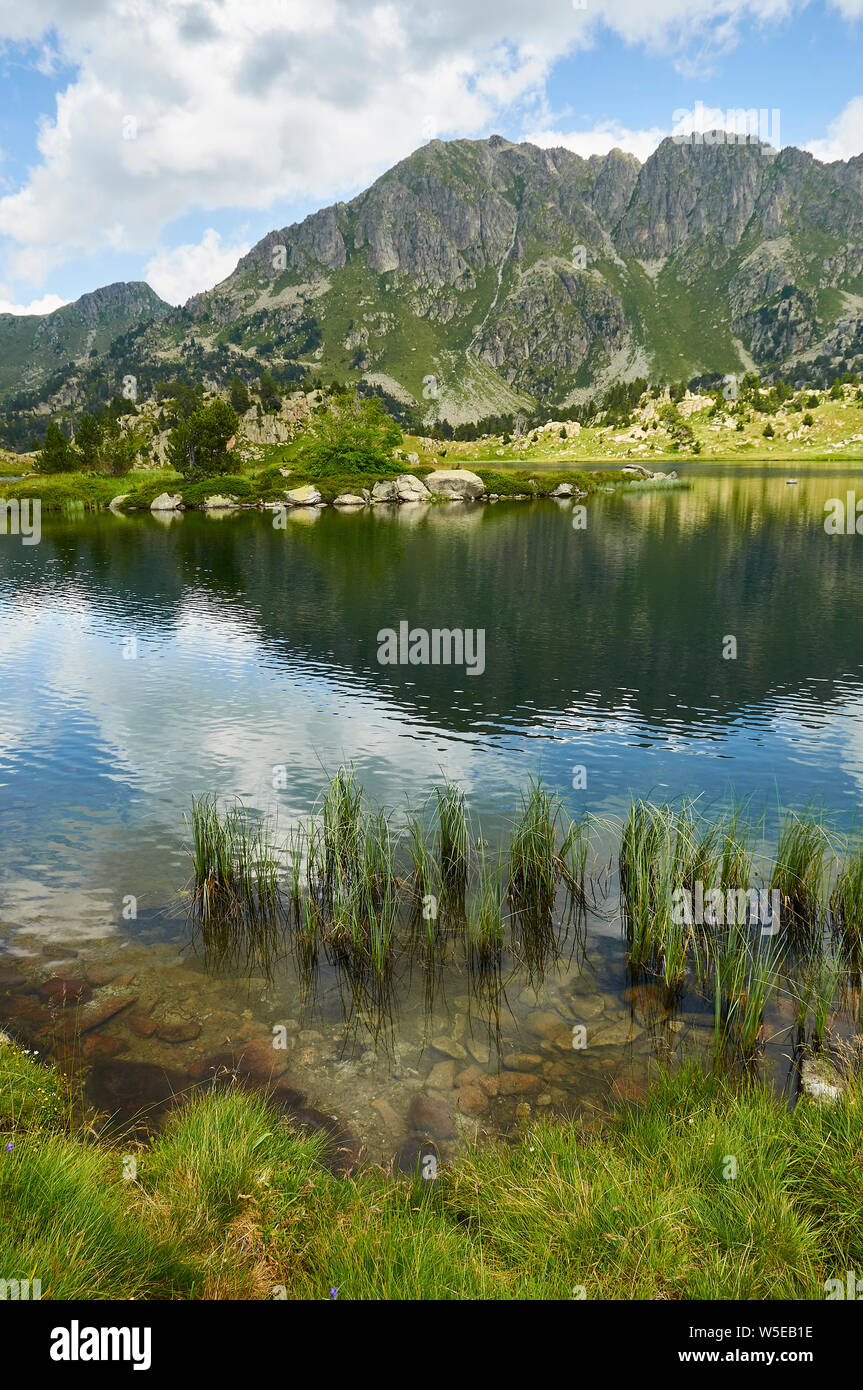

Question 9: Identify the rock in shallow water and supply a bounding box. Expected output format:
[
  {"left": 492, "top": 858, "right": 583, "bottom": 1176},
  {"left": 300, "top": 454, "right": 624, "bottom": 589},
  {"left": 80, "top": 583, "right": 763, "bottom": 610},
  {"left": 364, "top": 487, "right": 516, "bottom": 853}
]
[
  {"left": 409, "top": 1092, "right": 456, "bottom": 1140},
  {"left": 39, "top": 977, "right": 91, "bottom": 1004}
]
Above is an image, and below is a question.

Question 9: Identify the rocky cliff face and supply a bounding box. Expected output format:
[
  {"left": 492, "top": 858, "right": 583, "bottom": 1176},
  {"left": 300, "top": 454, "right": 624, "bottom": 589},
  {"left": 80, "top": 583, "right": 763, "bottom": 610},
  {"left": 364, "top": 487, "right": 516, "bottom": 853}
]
[{"left": 4, "top": 135, "right": 863, "bottom": 425}]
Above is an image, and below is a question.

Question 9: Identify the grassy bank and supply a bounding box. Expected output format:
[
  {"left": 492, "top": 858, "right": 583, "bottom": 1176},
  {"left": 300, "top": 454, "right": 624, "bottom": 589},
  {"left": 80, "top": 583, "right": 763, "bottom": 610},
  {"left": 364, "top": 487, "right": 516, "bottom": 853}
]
[
  {"left": 1, "top": 1039, "right": 861, "bottom": 1300},
  {"left": 0, "top": 459, "right": 622, "bottom": 513}
]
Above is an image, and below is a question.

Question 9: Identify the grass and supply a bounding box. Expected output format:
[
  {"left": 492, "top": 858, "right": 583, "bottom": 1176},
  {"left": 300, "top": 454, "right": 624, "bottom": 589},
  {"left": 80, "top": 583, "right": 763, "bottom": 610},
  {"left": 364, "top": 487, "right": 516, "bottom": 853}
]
[
  {"left": 770, "top": 810, "right": 833, "bottom": 932},
  {"left": 185, "top": 782, "right": 857, "bottom": 1062},
  {"left": 186, "top": 796, "right": 282, "bottom": 969},
  {"left": 831, "top": 838, "right": 863, "bottom": 961},
  {"left": 4, "top": 1041, "right": 863, "bottom": 1300}
]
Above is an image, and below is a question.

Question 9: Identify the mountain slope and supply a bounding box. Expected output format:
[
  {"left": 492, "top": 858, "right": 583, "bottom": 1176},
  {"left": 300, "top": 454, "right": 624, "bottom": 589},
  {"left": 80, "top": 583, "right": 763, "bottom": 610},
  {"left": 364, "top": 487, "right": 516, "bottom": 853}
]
[{"left": 4, "top": 134, "right": 863, "bottom": 434}]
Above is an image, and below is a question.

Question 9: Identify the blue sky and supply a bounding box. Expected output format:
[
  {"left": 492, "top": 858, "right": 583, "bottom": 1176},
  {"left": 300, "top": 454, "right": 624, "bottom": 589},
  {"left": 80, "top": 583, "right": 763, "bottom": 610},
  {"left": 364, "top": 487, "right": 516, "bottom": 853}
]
[{"left": 0, "top": 0, "right": 860, "bottom": 314}]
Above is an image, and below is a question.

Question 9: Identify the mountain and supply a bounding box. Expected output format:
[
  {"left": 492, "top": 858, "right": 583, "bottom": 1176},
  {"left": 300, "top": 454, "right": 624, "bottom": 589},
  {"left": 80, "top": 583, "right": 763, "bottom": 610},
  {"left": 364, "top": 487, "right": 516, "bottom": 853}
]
[
  {"left": 0, "top": 282, "right": 170, "bottom": 404},
  {"left": 4, "top": 134, "right": 863, "bottom": 434}
]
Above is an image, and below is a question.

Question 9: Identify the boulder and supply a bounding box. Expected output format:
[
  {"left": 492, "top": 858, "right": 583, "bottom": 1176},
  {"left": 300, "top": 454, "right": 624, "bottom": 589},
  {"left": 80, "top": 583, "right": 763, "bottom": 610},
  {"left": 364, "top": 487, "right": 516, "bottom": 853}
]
[
  {"left": 150, "top": 492, "right": 183, "bottom": 512},
  {"left": 424, "top": 469, "right": 484, "bottom": 500},
  {"left": 108, "top": 494, "right": 130, "bottom": 512},
  {"left": 409, "top": 1092, "right": 456, "bottom": 1140},
  {"left": 333, "top": 493, "right": 366, "bottom": 507},
  {"left": 39, "top": 977, "right": 91, "bottom": 1004},
  {"left": 405, "top": 452, "right": 421, "bottom": 466},
  {"left": 550, "top": 483, "right": 573, "bottom": 497},
  {"left": 396, "top": 474, "right": 431, "bottom": 502},
  {"left": 201, "top": 495, "right": 238, "bottom": 510},
  {"left": 284, "top": 484, "right": 322, "bottom": 506},
  {"left": 370, "top": 479, "right": 400, "bottom": 502}
]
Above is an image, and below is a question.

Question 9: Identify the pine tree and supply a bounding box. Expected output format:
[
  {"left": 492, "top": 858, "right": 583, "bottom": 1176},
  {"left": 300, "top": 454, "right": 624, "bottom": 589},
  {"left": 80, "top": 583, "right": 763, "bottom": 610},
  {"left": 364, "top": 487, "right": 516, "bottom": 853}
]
[{"left": 38, "top": 420, "right": 76, "bottom": 473}]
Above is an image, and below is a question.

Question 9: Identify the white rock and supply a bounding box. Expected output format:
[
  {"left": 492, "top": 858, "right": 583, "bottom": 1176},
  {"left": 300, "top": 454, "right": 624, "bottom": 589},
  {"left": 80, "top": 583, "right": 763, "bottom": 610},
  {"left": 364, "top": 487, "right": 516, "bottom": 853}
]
[
  {"left": 550, "top": 483, "right": 572, "bottom": 497},
  {"left": 370, "top": 479, "right": 400, "bottom": 502},
  {"left": 333, "top": 493, "right": 366, "bottom": 507},
  {"left": 201, "top": 494, "right": 238, "bottom": 510},
  {"left": 108, "top": 494, "right": 130, "bottom": 512},
  {"left": 284, "top": 484, "right": 322, "bottom": 506},
  {"left": 150, "top": 492, "right": 184, "bottom": 511},
  {"left": 801, "top": 1056, "right": 844, "bottom": 1104},
  {"left": 424, "top": 468, "right": 485, "bottom": 500},
  {"left": 396, "top": 473, "right": 431, "bottom": 501}
]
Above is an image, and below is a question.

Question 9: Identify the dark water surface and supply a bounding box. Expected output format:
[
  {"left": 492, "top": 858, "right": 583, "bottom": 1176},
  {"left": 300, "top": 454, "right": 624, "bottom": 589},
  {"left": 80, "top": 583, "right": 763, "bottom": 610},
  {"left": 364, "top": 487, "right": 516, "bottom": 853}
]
[{"left": 2, "top": 468, "right": 862, "bottom": 1156}]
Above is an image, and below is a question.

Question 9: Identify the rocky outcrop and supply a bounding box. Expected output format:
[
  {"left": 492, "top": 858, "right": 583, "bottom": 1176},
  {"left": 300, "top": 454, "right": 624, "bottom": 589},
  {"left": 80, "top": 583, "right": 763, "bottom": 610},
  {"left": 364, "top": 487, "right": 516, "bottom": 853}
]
[
  {"left": 424, "top": 468, "right": 485, "bottom": 499},
  {"left": 150, "top": 492, "right": 183, "bottom": 512}
]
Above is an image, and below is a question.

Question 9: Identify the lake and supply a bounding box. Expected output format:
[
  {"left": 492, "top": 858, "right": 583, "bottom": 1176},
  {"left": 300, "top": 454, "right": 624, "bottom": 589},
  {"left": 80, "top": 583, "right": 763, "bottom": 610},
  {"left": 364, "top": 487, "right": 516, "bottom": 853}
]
[{"left": 2, "top": 466, "right": 862, "bottom": 1158}]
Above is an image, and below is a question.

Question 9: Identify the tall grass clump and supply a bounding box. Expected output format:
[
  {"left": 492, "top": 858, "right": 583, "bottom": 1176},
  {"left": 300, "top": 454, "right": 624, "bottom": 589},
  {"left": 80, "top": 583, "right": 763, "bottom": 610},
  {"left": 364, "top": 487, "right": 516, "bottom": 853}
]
[
  {"left": 713, "top": 921, "right": 780, "bottom": 1065},
  {"left": 435, "top": 782, "right": 469, "bottom": 884},
  {"left": 794, "top": 951, "right": 843, "bottom": 1050},
  {"left": 830, "top": 837, "right": 863, "bottom": 962},
  {"left": 619, "top": 800, "right": 681, "bottom": 975},
  {"left": 770, "top": 810, "right": 831, "bottom": 931},
  {"left": 466, "top": 851, "right": 505, "bottom": 968},
  {"left": 320, "top": 766, "right": 363, "bottom": 898},
  {"left": 186, "top": 796, "right": 282, "bottom": 959}
]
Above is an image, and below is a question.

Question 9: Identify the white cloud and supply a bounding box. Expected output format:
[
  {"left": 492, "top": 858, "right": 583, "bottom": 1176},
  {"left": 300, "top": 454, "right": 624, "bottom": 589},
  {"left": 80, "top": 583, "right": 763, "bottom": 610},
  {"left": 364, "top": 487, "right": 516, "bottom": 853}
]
[
  {"left": 526, "top": 121, "right": 667, "bottom": 163},
  {"left": 0, "top": 0, "right": 841, "bottom": 297},
  {"left": 0, "top": 289, "right": 69, "bottom": 314},
  {"left": 144, "top": 228, "right": 252, "bottom": 305},
  {"left": 806, "top": 96, "right": 863, "bottom": 162},
  {"left": 828, "top": 0, "right": 863, "bottom": 18}
]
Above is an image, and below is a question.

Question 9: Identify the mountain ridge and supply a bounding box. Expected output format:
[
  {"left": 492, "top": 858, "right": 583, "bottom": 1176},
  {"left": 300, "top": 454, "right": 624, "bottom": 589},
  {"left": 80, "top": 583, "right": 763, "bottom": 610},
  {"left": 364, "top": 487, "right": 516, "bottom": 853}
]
[{"left": 4, "top": 133, "right": 863, "bottom": 440}]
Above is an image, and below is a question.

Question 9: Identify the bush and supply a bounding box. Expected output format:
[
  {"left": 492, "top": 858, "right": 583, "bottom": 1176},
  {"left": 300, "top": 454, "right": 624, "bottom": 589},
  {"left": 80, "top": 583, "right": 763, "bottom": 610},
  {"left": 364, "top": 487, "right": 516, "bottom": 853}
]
[
  {"left": 167, "top": 400, "right": 239, "bottom": 480},
  {"left": 297, "top": 392, "right": 401, "bottom": 476}
]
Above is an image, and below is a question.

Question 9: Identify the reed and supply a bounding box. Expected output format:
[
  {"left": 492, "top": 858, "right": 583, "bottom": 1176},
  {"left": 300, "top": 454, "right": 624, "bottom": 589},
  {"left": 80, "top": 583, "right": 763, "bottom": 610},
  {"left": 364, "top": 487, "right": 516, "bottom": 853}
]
[
  {"left": 713, "top": 921, "right": 779, "bottom": 1064},
  {"left": 619, "top": 800, "right": 679, "bottom": 971},
  {"left": 509, "top": 780, "right": 561, "bottom": 907},
  {"left": 186, "top": 795, "right": 281, "bottom": 931},
  {"left": 320, "top": 766, "right": 363, "bottom": 897},
  {"left": 796, "top": 952, "right": 842, "bottom": 1050},
  {"left": 830, "top": 837, "right": 863, "bottom": 961},
  {"left": 435, "top": 782, "right": 469, "bottom": 884},
  {"left": 769, "top": 810, "right": 831, "bottom": 929},
  {"left": 467, "top": 851, "right": 505, "bottom": 967}
]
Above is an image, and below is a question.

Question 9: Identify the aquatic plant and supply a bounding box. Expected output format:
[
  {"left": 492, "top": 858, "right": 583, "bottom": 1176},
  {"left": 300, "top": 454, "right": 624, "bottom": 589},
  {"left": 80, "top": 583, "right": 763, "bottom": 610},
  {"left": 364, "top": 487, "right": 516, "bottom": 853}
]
[
  {"left": 712, "top": 921, "right": 780, "bottom": 1065},
  {"left": 466, "top": 850, "right": 505, "bottom": 967},
  {"left": 830, "top": 837, "right": 863, "bottom": 961},
  {"left": 186, "top": 795, "right": 281, "bottom": 938},
  {"left": 769, "top": 810, "right": 831, "bottom": 930},
  {"left": 435, "top": 782, "right": 469, "bottom": 884}
]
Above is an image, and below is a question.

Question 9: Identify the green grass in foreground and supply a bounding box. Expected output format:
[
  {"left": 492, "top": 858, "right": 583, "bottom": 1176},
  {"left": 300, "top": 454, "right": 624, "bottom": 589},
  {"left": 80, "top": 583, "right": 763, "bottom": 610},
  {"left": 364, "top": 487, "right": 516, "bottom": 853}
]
[{"left": 2, "top": 1040, "right": 862, "bottom": 1299}]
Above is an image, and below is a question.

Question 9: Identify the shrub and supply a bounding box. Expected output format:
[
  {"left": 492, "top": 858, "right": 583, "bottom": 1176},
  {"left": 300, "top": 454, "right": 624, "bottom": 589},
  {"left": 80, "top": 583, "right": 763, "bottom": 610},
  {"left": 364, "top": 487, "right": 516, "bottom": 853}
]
[
  {"left": 297, "top": 392, "right": 401, "bottom": 476},
  {"left": 167, "top": 400, "right": 239, "bottom": 480}
]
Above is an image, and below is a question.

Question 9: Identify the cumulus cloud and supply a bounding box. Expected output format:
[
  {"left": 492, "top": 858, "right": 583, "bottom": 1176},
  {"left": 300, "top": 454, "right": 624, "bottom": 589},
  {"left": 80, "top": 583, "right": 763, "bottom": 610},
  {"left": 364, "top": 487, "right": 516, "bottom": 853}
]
[
  {"left": 144, "top": 228, "right": 253, "bottom": 305},
  {"left": 526, "top": 121, "right": 667, "bottom": 163},
  {"left": 806, "top": 96, "right": 863, "bottom": 162},
  {"left": 0, "top": 289, "right": 69, "bottom": 314},
  {"left": 0, "top": 0, "right": 838, "bottom": 298}
]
